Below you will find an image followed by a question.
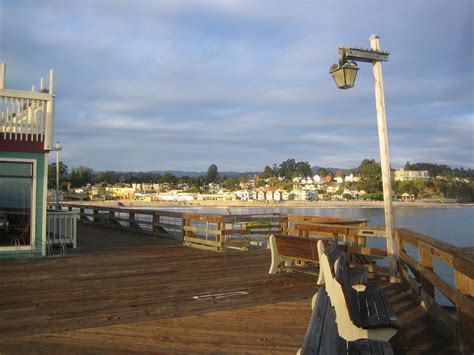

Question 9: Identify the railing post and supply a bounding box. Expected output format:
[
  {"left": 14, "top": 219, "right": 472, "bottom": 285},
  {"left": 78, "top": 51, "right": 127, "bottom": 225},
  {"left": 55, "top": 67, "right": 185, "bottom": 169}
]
[
  {"left": 108, "top": 209, "right": 114, "bottom": 227},
  {"left": 281, "top": 215, "right": 288, "bottom": 235},
  {"left": 419, "top": 242, "right": 435, "bottom": 299},
  {"left": 129, "top": 211, "right": 135, "bottom": 231},
  {"left": 217, "top": 220, "right": 224, "bottom": 251},
  {"left": 152, "top": 212, "right": 159, "bottom": 237},
  {"left": 396, "top": 230, "right": 407, "bottom": 277},
  {"left": 93, "top": 209, "right": 99, "bottom": 224},
  {"left": 454, "top": 265, "right": 474, "bottom": 346}
]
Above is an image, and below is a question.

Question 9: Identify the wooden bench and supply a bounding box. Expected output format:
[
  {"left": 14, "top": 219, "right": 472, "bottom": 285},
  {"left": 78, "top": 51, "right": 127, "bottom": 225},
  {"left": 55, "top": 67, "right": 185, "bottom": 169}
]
[
  {"left": 269, "top": 234, "right": 324, "bottom": 274},
  {"left": 326, "top": 255, "right": 399, "bottom": 341},
  {"left": 317, "top": 241, "right": 368, "bottom": 291},
  {"left": 299, "top": 287, "right": 394, "bottom": 355}
]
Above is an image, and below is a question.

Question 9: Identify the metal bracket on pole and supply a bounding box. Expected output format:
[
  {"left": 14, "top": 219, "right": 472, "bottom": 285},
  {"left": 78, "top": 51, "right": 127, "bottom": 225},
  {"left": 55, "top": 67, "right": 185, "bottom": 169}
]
[{"left": 339, "top": 46, "right": 390, "bottom": 63}]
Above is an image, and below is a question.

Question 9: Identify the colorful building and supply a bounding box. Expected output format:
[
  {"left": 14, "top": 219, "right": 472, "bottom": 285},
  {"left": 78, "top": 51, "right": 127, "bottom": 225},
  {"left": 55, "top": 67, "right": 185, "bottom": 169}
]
[{"left": 0, "top": 63, "right": 55, "bottom": 257}]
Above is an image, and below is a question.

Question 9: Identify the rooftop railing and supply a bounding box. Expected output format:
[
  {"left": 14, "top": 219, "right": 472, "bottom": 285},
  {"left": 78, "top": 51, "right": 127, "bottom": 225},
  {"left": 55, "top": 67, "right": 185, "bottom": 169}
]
[{"left": 0, "top": 63, "right": 55, "bottom": 150}]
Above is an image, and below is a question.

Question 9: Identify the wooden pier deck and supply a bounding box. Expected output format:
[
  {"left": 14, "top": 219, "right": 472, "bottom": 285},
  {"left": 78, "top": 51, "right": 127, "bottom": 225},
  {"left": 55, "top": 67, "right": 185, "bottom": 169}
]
[{"left": 0, "top": 224, "right": 460, "bottom": 354}]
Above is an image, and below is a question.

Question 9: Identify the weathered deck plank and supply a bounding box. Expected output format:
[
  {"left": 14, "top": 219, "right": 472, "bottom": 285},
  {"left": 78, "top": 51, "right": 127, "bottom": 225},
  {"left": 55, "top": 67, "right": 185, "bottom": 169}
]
[{"left": 0, "top": 224, "right": 460, "bottom": 354}]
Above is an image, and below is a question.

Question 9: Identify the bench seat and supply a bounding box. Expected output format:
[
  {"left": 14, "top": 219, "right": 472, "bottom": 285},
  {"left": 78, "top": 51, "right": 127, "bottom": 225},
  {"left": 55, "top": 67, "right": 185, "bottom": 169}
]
[{"left": 299, "top": 287, "right": 394, "bottom": 355}]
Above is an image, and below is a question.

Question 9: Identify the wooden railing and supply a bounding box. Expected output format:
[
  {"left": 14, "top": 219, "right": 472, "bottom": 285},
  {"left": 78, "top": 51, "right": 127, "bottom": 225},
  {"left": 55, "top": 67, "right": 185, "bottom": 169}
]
[
  {"left": 65, "top": 205, "right": 184, "bottom": 240},
  {"left": 397, "top": 228, "right": 474, "bottom": 352},
  {"left": 65, "top": 205, "right": 362, "bottom": 253}
]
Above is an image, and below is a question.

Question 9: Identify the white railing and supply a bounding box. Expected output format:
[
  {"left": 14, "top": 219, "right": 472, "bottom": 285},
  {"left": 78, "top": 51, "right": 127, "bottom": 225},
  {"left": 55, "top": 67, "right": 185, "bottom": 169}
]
[
  {"left": 46, "top": 210, "right": 78, "bottom": 249},
  {"left": 0, "top": 91, "right": 53, "bottom": 147},
  {"left": 0, "top": 63, "right": 55, "bottom": 150}
]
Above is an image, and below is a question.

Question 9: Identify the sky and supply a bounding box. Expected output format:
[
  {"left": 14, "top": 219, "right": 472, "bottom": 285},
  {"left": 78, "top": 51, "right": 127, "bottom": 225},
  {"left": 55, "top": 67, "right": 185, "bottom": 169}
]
[{"left": 1, "top": 0, "right": 473, "bottom": 172}]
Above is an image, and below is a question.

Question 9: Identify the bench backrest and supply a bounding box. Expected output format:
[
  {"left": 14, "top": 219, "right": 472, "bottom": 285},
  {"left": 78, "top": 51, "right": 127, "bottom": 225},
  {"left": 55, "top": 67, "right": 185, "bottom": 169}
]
[
  {"left": 300, "top": 287, "right": 347, "bottom": 355},
  {"left": 324, "top": 241, "right": 343, "bottom": 278},
  {"left": 335, "top": 256, "right": 363, "bottom": 328},
  {"left": 273, "top": 234, "right": 320, "bottom": 262}
]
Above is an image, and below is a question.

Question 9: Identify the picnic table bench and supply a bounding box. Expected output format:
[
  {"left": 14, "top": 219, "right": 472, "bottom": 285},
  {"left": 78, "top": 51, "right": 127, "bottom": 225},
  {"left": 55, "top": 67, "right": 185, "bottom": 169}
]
[{"left": 299, "top": 287, "right": 394, "bottom": 355}]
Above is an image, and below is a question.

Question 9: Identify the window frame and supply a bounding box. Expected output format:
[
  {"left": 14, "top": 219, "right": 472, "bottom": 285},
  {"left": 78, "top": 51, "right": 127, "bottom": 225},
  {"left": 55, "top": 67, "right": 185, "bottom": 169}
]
[{"left": 0, "top": 158, "right": 37, "bottom": 251}]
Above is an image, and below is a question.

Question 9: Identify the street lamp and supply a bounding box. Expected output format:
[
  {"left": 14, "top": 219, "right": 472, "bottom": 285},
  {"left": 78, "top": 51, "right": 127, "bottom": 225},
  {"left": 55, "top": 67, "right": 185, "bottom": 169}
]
[
  {"left": 329, "top": 35, "right": 398, "bottom": 282},
  {"left": 329, "top": 60, "right": 359, "bottom": 89},
  {"left": 54, "top": 141, "right": 62, "bottom": 210}
]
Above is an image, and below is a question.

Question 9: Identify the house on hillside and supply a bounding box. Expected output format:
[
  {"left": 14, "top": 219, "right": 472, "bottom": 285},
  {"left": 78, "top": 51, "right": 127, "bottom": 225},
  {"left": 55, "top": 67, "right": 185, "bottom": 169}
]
[
  {"left": 394, "top": 169, "right": 430, "bottom": 181},
  {"left": 0, "top": 63, "right": 58, "bottom": 257}
]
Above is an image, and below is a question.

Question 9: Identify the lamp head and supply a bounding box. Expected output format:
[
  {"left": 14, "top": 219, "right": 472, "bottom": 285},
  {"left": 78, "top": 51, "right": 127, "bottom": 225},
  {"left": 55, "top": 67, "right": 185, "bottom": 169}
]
[{"left": 329, "top": 60, "right": 359, "bottom": 89}]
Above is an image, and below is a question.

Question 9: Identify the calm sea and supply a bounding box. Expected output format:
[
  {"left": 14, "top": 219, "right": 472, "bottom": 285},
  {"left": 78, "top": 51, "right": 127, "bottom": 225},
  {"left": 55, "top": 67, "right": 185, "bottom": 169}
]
[{"left": 154, "top": 205, "right": 473, "bottom": 247}]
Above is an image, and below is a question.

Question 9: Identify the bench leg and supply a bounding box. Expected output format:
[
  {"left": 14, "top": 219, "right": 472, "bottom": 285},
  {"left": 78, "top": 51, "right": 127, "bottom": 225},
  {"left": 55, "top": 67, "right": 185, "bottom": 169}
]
[
  {"left": 268, "top": 235, "right": 286, "bottom": 274},
  {"left": 317, "top": 267, "right": 325, "bottom": 286}
]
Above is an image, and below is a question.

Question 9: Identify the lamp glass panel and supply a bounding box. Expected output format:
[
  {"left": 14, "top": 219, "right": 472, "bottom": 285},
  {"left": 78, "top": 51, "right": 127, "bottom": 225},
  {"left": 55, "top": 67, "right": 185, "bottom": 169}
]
[
  {"left": 331, "top": 68, "right": 346, "bottom": 89},
  {"left": 344, "top": 68, "right": 358, "bottom": 88}
]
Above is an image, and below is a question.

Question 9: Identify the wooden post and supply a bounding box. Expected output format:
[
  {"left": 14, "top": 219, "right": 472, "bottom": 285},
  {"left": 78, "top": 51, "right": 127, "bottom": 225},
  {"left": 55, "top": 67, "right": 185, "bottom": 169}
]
[
  {"left": 129, "top": 211, "right": 135, "bottom": 231},
  {"left": 419, "top": 243, "right": 435, "bottom": 299},
  {"left": 152, "top": 212, "right": 158, "bottom": 237},
  {"left": 108, "top": 210, "right": 114, "bottom": 227},
  {"left": 454, "top": 268, "right": 474, "bottom": 345},
  {"left": 370, "top": 34, "right": 398, "bottom": 283}
]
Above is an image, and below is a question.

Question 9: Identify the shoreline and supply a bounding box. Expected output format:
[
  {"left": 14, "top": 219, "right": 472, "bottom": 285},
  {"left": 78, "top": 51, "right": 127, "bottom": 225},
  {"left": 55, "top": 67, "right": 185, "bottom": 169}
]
[{"left": 64, "top": 199, "right": 474, "bottom": 209}]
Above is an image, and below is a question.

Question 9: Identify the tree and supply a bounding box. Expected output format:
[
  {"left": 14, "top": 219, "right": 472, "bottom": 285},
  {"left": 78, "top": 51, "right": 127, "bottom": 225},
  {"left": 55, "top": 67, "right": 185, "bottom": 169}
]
[
  {"left": 94, "top": 171, "right": 120, "bottom": 185},
  {"left": 162, "top": 173, "right": 178, "bottom": 186},
  {"left": 262, "top": 165, "right": 274, "bottom": 179},
  {"left": 358, "top": 159, "right": 382, "bottom": 193},
  {"left": 47, "top": 161, "right": 69, "bottom": 189},
  {"left": 224, "top": 177, "right": 239, "bottom": 191},
  {"left": 207, "top": 164, "right": 220, "bottom": 183},
  {"left": 295, "top": 161, "right": 312, "bottom": 177},
  {"left": 69, "top": 166, "right": 93, "bottom": 188},
  {"left": 318, "top": 167, "right": 330, "bottom": 177},
  {"left": 278, "top": 159, "right": 297, "bottom": 179}
]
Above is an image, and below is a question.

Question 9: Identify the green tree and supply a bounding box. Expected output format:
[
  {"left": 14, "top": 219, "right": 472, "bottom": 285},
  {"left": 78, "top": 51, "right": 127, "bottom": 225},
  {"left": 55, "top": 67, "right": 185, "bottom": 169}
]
[
  {"left": 262, "top": 165, "right": 274, "bottom": 179},
  {"left": 69, "top": 166, "right": 93, "bottom": 188},
  {"left": 295, "top": 161, "right": 312, "bottom": 177},
  {"left": 94, "top": 171, "right": 120, "bottom": 185},
  {"left": 278, "top": 158, "right": 297, "bottom": 179},
  {"left": 207, "top": 164, "right": 220, "bottom": 183},
  {"left": 47, "top": 161, "right": 69, "bottom": 189},
  {"left": 357, "top": 159, "right": 382, "bottom": 193},
  {"left": 224, "top": 177, "right": 239, "bottom": 191},
  {"left": 162, "top": 173, "right": 178, "bottom": 186},
  {"left": 318, "top": 167, "right": 330, "bottom": 177}
]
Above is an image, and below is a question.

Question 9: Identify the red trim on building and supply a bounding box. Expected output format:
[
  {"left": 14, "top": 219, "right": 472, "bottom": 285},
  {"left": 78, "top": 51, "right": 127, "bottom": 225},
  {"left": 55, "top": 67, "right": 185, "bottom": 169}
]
[{"left": 0, "top": 134, "right": 45, "bottom": 153}]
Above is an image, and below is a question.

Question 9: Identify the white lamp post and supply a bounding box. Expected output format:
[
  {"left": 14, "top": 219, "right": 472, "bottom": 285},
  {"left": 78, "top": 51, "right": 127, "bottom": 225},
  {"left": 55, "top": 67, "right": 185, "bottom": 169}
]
[
  {"left": 330, "top": 34, "right": 398, "bottom": 282},
  {"left": 54, "top": 141, "right": 62, "bottom": 209}
]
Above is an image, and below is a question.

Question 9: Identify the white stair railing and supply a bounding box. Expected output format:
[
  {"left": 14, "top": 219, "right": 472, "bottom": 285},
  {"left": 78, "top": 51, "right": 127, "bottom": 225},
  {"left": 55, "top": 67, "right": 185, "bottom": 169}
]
[{"left": 46, "top": 211, "right": 78, "bottom": 252}]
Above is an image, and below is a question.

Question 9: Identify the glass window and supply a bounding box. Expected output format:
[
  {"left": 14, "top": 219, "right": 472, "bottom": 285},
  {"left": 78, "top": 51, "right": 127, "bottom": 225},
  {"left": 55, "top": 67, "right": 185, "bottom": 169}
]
[
  {"left": 0, "top": 162, "right": 33, "bottom": 177},
  {"left": 0, "top": 161, "right": 33, "bottom": 247}
]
